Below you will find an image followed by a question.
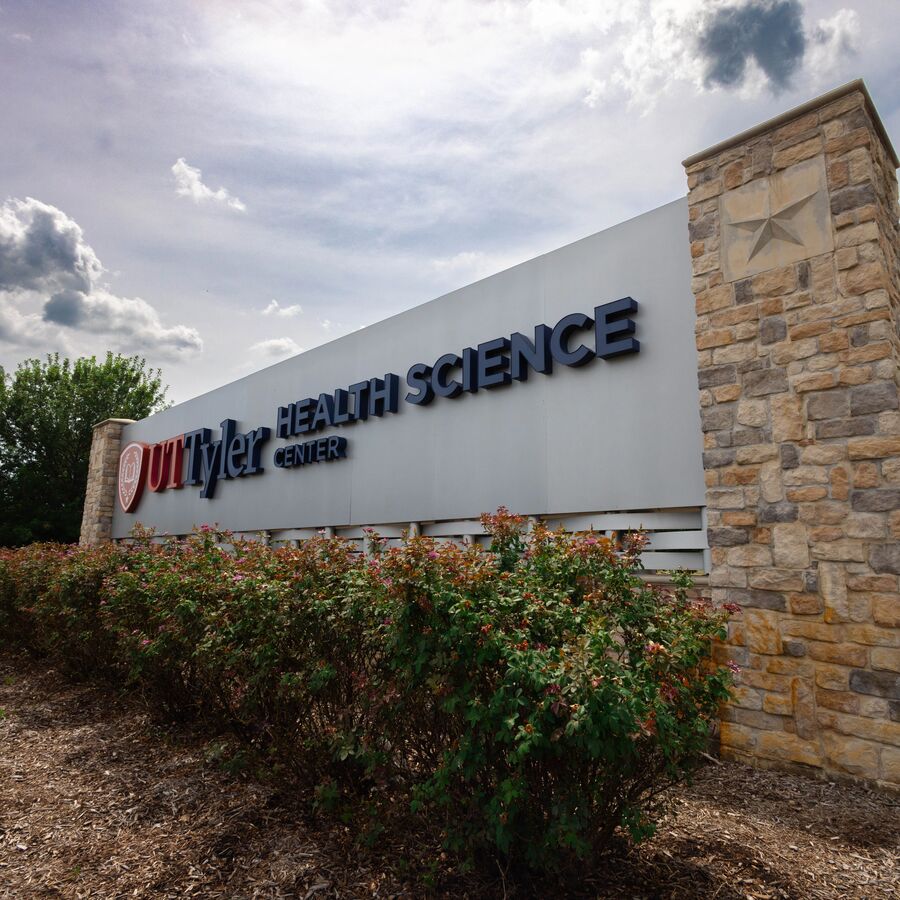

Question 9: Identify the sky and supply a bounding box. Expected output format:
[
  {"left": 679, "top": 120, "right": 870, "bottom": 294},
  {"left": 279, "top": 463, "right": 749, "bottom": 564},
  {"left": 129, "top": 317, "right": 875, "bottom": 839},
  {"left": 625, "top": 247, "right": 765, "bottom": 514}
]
[{"left": 1, "top": 0, "right": 897, "bottom": 403}]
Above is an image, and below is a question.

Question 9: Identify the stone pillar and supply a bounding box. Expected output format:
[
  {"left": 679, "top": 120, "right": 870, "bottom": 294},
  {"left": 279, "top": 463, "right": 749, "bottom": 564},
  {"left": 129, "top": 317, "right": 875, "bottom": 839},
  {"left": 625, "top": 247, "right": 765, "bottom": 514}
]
[
  {"left": 683, "top": 80, "right": 900, "bottom": 787},
  {"left": 79, "top": 418, "right": 134, "bottom": 546}
]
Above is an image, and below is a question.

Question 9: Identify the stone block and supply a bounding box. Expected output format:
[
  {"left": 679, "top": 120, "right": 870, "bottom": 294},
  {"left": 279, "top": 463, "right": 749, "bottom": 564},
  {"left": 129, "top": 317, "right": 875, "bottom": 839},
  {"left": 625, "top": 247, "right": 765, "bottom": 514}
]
[
  {"left": 707, "top": 487, "right": 746, "bottom": 509},
  {"left": 763, "top": 693, "right": 794, "bottom": 715},
  {"left": 772, "top": 338, "right": 818, "bottom": 364},
  {"left": 816, "top": 688, "right": 860, "bottom": 714},
  {"left": 873, "top": 595, "right": 900, "bottom": 628},
  {"left": 883, "top": 459, "right": 900, "bottom": 484},
  {"left": 819, "top": 709, "right": 900, "bottom": 745},
  {"left": 747, "top": 569, "right": 803, "bottom": 592},
  {"left": 823, "top": 733, "right": 880, "bottom": 778},
  {"left": 703, "top": 449, "right": 737, "bottom": 469},
  {"left": 844, "top": 513, "right": 885, "bottom": 539},
  {"left": 783, "top": 638, "right": 809, "bottom": 656},
  {"left": 830, "top": 466, "right": 849, "bottom": 500},
  {"left": 794, "top": 372, "right": 837, "bottom": 392},
  {"left": 758, "top": 501, "right": 798, "bottom": 524},
  {"left": 737, "top": 399, "right": 768, "bottom": 427},
  {"left": 786, "top": 486, "right": 828, "bottom": 502},
  {"left": 808, "top": 525, "right": 843, "bottom": 542},
  {"left": 735, "top": 446, "right": 779, "bottom": 465},
  {"left": 707, "top": 527, "right": 749, "bottom": 547},
  {"left": 701, "top": 406, "right": 734, "bottom": 432},
  {"left": 847, "top": 435, "right": 900, "bottom": 459},
  {"left": 773, "top": 135, "right": 822, "bottom": 169},
  {"left": 849, "top": 669, "right": 900, "bottom": 699},
  {"left": 839, "top": 261, "right": 886, "bottom": 295},
  {"left": 816, "top": 665, "right": 850, "bottom": 691},
  {"left": 790, "top": 320, "right": 830, "bottom": 340},
  {"left": 791, "top": 677, "right": 817, "bottom": 739},
  {"left": 713, "top": 382, "right": 743, "bottom": 401},
  {"left": 816, "top": 417, "right": 876, "bottom": 439},
  {"left": 732, "top": 686, "right": 764, "bottom": 710},
  {"left": 843, "top": 625, "right": 900, "bottom": 648},
  {"left": 892, "top": 511, "right": 900, "bottom": 540},
  {"left": 798, "top": 501, "right": 846, "bottom": 525},
  {"left": 744, "top": 368, "right": 789, "bottom": 397},
  {"left": 846, "top": 574, "right": 898, "bottom": 592},
  {"left": 820, "top": 331, "right": 850, "bottom": 352},
  {"left": 851, "top": 489, "right": 900, "bottom": 512},
  {"left": 771, "top": 394, "right": 803, "bottom": 441},
  {"left": 806, "top": 389, "right": 849, "bottom": 420},
  {"left": 882, "top": 747, "right": 900, "bottom": 786},
  {"left": 759, "top": 316, "right": 787, "bottom": 344},
  {"left": 849, "top": 381, "right": 898, "bottom": 416},
  {"left": 784, "top": 465, "right": 830, "bottom": 486},
  {"left": 807, "top": 642, "right": 868, "bottom": 667},
  {"left": 743, "top": 609, "right": 782, "bottom": 655},
  {"left": 697, "top": 328, "right": 734, "bottom": 350},
  {"left": 830, "top": 182, "right": 877, "bottom": 215},
  {"left": 722, "top": 465, "right": 761, "bottom": 486},
  {"left": 698, "top": 363, "right": 737, "bottom": 389},
  {"left": 780, "top": 444, "right": 799, "bottom": 469},
  {"left": 871, "top": 648, "right": 900, "bottom": 673},
  {"left": 759, "top": 461, "right": 783, "bottom": 503},
  {"left": 812, "top": 540, "right": 866, "bottom": 563},
  {"left": 757, "top": 731, "right": 821, "bottom": 767},
  {"left": 727, "top": 587, "right": 787, "bottom": 611},
  {"left": 844, "top": 341, "right": 892, "bottom": 365},
  {"left": 727, "top": 544, "right": 773, "bottom": 567},
  {"left": 772, "top": 522, "right": 809, "bottom": 568},
  {"left": 850, "top": 461, "right": 879, "bottom": 488},
  {"left": 719, "top": 722, "right": 757, "bottom": 752},
  {"left": 870, "top": 544, "right": 900, "bottom": 575}
]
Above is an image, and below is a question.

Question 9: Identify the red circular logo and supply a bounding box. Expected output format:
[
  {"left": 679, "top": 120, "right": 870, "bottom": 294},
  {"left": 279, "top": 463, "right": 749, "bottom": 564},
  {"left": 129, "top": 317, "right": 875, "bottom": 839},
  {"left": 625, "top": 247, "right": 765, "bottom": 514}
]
[{"left": 118, "top": 442, "right": 149, "bottom": 513}]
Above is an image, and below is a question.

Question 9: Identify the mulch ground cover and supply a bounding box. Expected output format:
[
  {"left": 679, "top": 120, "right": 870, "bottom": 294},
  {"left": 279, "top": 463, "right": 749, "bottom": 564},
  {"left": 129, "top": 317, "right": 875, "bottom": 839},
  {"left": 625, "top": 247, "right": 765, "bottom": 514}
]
[{"left": 1, "top": 649, "right": 897, "bottom": 899}]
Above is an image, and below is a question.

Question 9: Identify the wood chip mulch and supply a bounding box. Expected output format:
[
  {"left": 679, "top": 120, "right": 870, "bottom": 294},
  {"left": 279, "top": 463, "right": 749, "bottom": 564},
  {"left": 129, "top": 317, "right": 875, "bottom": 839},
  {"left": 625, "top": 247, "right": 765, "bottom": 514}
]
[{"left": 1, "top": 650, "right": 897, "bottom": 899}]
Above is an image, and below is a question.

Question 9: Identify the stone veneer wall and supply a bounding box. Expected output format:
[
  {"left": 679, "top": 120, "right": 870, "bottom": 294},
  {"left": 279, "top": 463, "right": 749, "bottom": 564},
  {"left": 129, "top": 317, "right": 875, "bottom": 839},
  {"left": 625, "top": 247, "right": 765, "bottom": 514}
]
[
  {"left": 79, "top": 419, "right": 133, "bottom": 547},
  {"left": 684, "top": 81, "right": 900, "bottom": 788}
]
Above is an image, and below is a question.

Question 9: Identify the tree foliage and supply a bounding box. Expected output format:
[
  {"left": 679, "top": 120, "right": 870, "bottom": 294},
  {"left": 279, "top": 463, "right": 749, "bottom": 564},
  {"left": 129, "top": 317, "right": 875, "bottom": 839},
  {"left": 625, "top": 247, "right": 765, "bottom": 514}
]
[{"left": 0, "top": 352, "right": 168, "bottom": 545}]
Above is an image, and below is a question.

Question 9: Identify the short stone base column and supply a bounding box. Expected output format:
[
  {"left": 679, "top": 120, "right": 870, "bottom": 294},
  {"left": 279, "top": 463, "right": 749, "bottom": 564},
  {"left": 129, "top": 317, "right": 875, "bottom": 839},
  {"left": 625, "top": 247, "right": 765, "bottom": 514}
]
[
  {"left": 79, "top": 418, "right": 134, "bottom": 546},
  {"left": 684, "top": 80, "right": 900, "bottom": 787}
]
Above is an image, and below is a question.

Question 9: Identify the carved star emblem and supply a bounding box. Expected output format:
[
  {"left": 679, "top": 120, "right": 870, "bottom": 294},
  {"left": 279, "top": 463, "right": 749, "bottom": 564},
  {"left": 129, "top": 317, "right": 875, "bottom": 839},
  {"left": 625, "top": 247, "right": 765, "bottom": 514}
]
[{"left": 728, "top": 190, "right": 817, "bottom": 262}]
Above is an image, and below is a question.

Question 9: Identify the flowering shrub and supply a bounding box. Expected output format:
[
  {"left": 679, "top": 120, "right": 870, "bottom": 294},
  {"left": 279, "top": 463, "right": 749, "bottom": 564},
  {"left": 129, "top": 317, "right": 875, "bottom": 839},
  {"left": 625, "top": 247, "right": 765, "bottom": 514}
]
[{"left": 0, "top": 510, "right": 735, "bottom": 870}]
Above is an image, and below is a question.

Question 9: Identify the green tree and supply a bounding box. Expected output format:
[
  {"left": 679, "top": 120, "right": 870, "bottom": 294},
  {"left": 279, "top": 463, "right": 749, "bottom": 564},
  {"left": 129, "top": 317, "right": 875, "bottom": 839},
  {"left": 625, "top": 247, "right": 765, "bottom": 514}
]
[{"left": 0, "top": 353, "right": 168, "bottom": 545}]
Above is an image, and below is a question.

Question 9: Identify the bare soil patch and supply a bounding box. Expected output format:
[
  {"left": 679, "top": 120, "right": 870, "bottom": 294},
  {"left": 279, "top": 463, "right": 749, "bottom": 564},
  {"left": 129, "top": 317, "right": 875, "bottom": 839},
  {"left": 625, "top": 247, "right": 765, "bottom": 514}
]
[{"left": 1, "top": 650, "right": 896, "bottom": 898}]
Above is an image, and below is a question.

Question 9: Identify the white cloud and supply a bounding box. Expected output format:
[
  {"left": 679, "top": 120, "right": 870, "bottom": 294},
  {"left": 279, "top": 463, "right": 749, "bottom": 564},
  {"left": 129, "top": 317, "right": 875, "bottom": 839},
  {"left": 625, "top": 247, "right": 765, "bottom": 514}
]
[
  {"left": 0, "top": 197, "right": 202, "bottom": 359},
  {"left": 43, "top": 288, "right": 203, "bottom": 357},
  {"left": 249, "top": 337, "right": 303, "bottom": 359},
  {"left": 0, "top": 196, "right": 102, "bottom": 293},
  {"left": 261, "top": 298, "right": 303, "bottom": 317},
  {"left": 171, "top": 157, "right": 246, "bottom": 212},
  {"left": 430, "top": 250, "right": 519, "bottom": 285},
  {"left": 807, "top": 9, "right": 860, "bottom": 86},
  {"left": 0, "top": 299, "right": 65, "bottom": 351}
]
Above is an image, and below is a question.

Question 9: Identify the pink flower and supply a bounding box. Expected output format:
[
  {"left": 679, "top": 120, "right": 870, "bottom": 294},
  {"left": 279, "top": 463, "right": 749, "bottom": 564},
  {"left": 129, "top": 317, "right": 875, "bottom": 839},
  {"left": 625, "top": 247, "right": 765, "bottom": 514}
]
[
  {"left": 141, "top": 639, "right": 151, "bottom": 646},
  {"left": 427, "top": 551, "right": 438, "bottom": 560}
]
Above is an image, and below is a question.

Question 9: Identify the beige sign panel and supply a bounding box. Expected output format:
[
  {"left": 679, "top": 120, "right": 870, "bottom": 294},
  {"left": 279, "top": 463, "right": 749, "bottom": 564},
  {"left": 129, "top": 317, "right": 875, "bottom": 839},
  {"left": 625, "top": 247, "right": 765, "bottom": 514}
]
[{"left": 720, "top": 156, "right": 834, "bottom": 283}]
